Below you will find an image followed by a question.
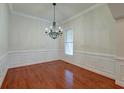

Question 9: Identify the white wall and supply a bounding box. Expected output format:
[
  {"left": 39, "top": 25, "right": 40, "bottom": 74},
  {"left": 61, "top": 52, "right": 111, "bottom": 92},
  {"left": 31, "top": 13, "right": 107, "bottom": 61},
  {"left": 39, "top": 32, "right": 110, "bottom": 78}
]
[
  {"left": 7, "top": 14, "right": 60, "bottom": 68},
  {"left": 116, "top": 18, "right": 124, "bottom": 57},
  {"left": 0, "top": 4, "right": 8, "bottom": 57},
  {"left": 60, "top": 4, "right": 116, "bottom": 79},
  {"left": 0, "top": 3, "right": 9, "bottom": 86},
  {"left": 0, "top": 7, "right": 60, "bottom": 86},
  {"left": 9, "top": 14, "right": 59, "bottom": 51},
  {"left": 0, "top": 3, "right": 123, "bottom": 87},
  {"left": 61, "top": 4, "right": 116, "bottom": 55}
]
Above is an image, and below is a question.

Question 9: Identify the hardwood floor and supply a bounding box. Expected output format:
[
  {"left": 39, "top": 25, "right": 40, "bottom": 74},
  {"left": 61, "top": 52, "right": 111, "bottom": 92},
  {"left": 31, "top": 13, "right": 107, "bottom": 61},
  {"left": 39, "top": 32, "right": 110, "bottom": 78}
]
[{"left": 1, "top": 60, "right": 123, "bottom": 89}]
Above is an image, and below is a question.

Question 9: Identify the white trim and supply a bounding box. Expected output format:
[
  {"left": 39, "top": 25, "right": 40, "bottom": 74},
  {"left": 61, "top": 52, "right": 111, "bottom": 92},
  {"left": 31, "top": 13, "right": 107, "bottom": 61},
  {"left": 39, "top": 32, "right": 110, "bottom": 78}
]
[
  {"left": 116, "top": 57, "right": 124, "bottom": 61},
  {"left": 2, "top": 49, "right": 124, "bottom": 87},
  {"left": 8, "top": 4, "right": 50, "bottom": 23},
  {"left": 62, "top": 50, "right": 116, "bottom": 80},
  {"left": 64, "top": 28, "right": 73, "bottom": 56},
  {"left": 7, "top": 49, "right": 61, "bottom": 69},
  {"left": 8, "top": 4, "right": 106, "bottom": 25},
  {"left": 116, "top": 80, "right": 124, "bottom": 87},
  {"left": 61, "top": 49, "right": 117, "bottom": 59},
  {"left": 8, "top": 50, "right": 117, "bottom": 59},
  {"left": 74, "top": 50, "right": 116, "bottom": 59},
  {"left": 8, "top": 49, "right": 60, "bottom": 54},
  {"left": 62, "top": 3, "right": 106, "bottom": 24},
  {"left": 83, "top": 65, "right": 115, "bottom": 79},
  {"left": 11, "top": 11, "right": 50, "bottom": 23},
  {"left": 61, "top": 49, "right": 116, "bottom": 59},
  {"left": 67, "top": 60, "right": 115, "bottom": 79}
]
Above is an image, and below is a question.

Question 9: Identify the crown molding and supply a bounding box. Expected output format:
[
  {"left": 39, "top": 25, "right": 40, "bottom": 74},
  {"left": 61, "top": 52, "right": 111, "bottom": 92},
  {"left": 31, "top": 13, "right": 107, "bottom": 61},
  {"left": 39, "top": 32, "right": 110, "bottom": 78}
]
[
  {"left": 8, "top": 4, "right": 51, "bottom": 23},
  {"left": 12, "top": 11, "right": 51, "bottom": 23},
  {"left": 61, "top": 3, "right": 106, "bottom": 24},
  {"left": 8, "top": 4, "right": 106, "bottom": 25}
]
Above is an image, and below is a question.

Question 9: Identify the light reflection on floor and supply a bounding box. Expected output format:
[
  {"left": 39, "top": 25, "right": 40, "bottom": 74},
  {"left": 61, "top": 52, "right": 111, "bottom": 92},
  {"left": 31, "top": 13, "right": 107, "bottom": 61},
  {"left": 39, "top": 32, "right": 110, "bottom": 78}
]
[{"left": 65, "top": 70, "right": 73, "bottom": 88}]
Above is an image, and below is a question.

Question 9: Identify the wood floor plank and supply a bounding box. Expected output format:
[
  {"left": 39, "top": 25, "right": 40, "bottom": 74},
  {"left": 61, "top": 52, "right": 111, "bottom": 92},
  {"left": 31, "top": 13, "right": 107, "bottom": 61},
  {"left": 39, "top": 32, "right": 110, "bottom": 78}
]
[{"left": 1, "top": 60, "right": 123, "bottom": 89}]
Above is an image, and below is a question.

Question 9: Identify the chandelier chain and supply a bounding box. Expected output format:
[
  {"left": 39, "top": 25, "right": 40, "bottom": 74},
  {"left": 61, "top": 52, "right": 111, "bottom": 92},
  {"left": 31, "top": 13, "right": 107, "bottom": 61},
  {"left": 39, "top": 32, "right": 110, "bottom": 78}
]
[
  {"left": 45, "top": 3, "right": 63, "bottom": 39},
  {"left": 54, "top": 4, "right": 55, "bottom": 22}
]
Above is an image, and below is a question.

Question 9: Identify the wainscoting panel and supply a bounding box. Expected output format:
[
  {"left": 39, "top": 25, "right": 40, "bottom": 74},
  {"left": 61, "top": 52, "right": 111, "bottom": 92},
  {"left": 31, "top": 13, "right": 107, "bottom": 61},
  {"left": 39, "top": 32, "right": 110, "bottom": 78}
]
[
  {"left": 8, "top": 49, "right": 60, "bottom": 68},
  {"left": 62, "top": 51, "right": 116, "bottom": 79},
  {"left": 0, "top": 53, "right": 8, "bottom": 87}
]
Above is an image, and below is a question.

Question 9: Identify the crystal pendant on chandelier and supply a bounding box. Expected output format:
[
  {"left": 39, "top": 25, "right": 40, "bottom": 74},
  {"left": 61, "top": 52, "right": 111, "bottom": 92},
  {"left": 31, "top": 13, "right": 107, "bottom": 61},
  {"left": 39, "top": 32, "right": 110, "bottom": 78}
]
[{"left": 45, "top": 3, "right": 63, "bottom": 39}]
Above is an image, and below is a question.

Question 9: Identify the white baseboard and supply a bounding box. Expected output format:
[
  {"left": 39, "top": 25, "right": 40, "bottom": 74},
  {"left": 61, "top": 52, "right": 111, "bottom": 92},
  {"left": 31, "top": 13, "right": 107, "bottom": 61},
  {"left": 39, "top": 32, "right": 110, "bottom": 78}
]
[
  {"left": 62, "top": 59, "right": 115, "bottom": 79},
  {"left": 81, "top": 64, "right": 115, "bottom": 79},
  {"left": 116, "top": 80, "right": 124, "bottom": 87}
]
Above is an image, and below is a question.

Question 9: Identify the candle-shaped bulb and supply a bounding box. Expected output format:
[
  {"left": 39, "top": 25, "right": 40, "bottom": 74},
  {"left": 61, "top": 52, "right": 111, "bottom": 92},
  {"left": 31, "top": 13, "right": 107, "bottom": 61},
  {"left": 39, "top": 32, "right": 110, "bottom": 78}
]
[
  {"left": 45, "top": 28, "right": 48, "bottom": 31},
  {"left": 59, "top": 27, "right": 61, "bottom": 29},
  {"left": 50, "top": 26, "right": 53, "bottom": 29}
]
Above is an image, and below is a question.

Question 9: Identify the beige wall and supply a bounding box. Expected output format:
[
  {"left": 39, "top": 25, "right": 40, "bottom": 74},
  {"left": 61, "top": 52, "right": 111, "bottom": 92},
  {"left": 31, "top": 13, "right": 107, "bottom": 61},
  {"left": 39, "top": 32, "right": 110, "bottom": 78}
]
[
  {"left": 60, "top": 4, "right": 116, "bottom": 55},
  {"left": 116, "top": 18, "right": 124, "bottom": 57},
  {"left": 0, "top": 4, "right": 8, "bottom": 57},
  {"left": 9, "top": 14, "right": 59, "bottom": 51}
]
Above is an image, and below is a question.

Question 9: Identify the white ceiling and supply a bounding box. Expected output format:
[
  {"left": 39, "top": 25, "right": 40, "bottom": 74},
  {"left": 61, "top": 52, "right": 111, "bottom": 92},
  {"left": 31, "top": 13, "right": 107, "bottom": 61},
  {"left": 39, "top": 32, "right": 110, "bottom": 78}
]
[
  {"left": 9, "top": 3, "right": 124, "bottom": 22},
  {"left": 10, "top": 3, "right": 95, "bottom": 22}
]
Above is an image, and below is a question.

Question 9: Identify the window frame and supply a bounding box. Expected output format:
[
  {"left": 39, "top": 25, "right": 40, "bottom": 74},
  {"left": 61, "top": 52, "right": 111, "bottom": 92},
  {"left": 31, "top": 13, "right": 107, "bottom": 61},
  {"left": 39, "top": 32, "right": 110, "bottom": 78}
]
[{"left": 64, "top": 28, "right": 73, "bottom": 56}]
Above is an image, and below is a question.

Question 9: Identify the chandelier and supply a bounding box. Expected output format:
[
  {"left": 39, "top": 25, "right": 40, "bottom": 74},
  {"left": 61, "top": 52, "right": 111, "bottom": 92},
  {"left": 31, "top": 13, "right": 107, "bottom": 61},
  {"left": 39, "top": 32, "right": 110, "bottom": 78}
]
[{"left": 45, "top": 3, "right": 63, "bottom": 39}]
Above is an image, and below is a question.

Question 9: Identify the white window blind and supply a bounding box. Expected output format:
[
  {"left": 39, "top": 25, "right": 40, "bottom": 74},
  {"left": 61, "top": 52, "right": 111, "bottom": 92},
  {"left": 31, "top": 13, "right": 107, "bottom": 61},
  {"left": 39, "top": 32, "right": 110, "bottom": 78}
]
[{"left": 64, "top": 29, "right": 73, "bottom": 55}]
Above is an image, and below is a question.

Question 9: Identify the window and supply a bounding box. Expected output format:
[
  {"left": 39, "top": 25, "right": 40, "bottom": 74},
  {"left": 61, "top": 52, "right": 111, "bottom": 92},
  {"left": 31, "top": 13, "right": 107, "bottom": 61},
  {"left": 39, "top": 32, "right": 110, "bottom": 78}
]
[{"left": 64, "top": 29, "right": 73, "bottom": 55}]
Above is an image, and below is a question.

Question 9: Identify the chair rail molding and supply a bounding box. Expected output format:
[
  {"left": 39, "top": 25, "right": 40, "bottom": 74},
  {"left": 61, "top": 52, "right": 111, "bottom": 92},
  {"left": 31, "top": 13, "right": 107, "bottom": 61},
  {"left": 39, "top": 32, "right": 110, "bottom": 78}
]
[{"left": 7, "top": 49, "right": 61, "bottom": 68}]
